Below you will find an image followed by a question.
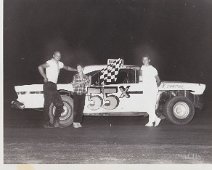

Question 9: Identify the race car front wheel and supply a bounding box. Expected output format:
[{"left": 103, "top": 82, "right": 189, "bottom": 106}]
[
  {"left": 49, "top": 95, "right": 74, "bottom": 127},
  {"left": 164, "top": 96, "right": 195, "bottom": 125}
]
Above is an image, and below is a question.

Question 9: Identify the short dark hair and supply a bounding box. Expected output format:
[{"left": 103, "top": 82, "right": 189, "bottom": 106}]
[
  {"left": 77, "top": 64, "right": 84, "bottom": 68},
  {"left": 53, "top": 51, "right": 61, "bottom": 55},
  {"left": 142, "top": 56, "right": 150, "bottom": 60}
]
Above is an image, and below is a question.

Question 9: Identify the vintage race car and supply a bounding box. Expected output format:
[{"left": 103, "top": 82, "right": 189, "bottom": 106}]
[{"left": 12, "top": 60, "right": 206, "bottom": 127}]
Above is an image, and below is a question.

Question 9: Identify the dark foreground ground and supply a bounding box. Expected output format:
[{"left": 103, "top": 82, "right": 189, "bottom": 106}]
[{"left": 4, "top": 102, "right": 212, "bottom": 164}]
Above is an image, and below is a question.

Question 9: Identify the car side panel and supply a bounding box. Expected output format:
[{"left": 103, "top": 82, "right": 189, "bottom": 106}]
[
  {"left": 83, "top": 82, "right": 147, "bottom": 114},
  {"left": 15, "top": 83, "right": 73, "bottom": 108}
]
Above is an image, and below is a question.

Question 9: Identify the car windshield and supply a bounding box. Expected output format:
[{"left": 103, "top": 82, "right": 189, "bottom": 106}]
[{"left": 86, "top": 68, "right": 140, "bottom": 85}]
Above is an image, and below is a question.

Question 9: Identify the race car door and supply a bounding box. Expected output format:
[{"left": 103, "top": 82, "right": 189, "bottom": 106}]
[
  {"left": 83, "top": 68, "right": 146, "bottom": 114},
  {"left": 111, "top": 68, "right": 146, "bottom": 113}
]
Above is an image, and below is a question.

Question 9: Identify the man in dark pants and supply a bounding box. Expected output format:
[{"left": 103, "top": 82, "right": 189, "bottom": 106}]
[
  {"left": 72, "top": 65, "right": 90, "bottom": 128},
  {"left": 43, "top": 82, "right": 64, "bottom": 127},
  {"left": 38, "top": 51, "right": 76, "bottom": 128}
]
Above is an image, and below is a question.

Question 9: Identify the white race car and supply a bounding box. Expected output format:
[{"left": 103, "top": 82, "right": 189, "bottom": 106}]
[{"left": 12, "top": 60, "right": 206, "bottom": 127}]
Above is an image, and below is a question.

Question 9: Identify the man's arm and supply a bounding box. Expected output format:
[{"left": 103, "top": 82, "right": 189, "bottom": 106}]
[
  {"left": 88, "top": 76, "right": 92, "bottom": 86},
  {"left": 155, "top": 75, "right": 161, "bottom": 87},
  {"left": 72, "top": 75, "right": 81, "bottom": 86},
  {"left": 38, "top": 63, "right": 49, "bottom": 83},
  {"left": 139, "top": 69, "right": 142, "bottom": 82},
  {"left": 85, "top": 75, "right": 91, "bottom": 86},
  {"left": 63, "top": 65, "right": 77, "bottom": 71}
]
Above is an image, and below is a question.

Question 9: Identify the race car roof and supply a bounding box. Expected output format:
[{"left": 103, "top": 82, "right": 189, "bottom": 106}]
[{"left": 83, "top": 65, "right": 140, "bottom": 74}]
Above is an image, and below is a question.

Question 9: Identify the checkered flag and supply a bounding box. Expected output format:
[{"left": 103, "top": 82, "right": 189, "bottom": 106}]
[{"left": 100, "top": 58, "right": 122, "bottom": 85}]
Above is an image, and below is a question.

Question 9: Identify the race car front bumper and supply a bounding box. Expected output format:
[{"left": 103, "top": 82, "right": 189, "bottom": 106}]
[{"left": 11, "top": 100, "right": 25, "bottom": 109}]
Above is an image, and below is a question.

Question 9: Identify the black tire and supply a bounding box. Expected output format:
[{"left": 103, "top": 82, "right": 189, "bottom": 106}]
[
  {"left": 164, "top": 96, "right": 195, "bottom": 125},
  {"left": 49, "top": 95, "right": 74, "bottom": 127}
]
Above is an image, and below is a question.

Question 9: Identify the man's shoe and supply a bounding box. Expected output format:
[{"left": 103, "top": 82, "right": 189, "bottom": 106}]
[
  {"left": 73, "top": 122, "right": 81, "bottom": 128},
  {"left": 77, "top": 123, "right": 82, "bottom": 127},
  {"left": 145, "top": 122, "right": 154, "bottom": 127},
  {"left": 43, "top": 122, "right": 54, "bottom": 128},
  {"left": 54, "top": 120, "right": 66, "bottom": 128},
  {"left": 49, "top": 117, "right": 54, "bottom": 125},
  {"left": 154, "top": 117, "right": 161, "bottom": 127},
  {"left": 54, "top": 120, "right": 60, "bottom": 128}
]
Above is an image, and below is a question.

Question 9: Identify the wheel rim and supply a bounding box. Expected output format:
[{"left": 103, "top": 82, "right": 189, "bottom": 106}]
[
  {"left": 53, "top": 102, "right": 72, "bottom": 121},
  {"left": 173, "top": 102, "right": 190, "bottom": 119}
]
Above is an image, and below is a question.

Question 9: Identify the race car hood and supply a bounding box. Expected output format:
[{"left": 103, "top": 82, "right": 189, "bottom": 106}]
[{"left": 159, "top": 81, "right": 206, "bottom": 95}]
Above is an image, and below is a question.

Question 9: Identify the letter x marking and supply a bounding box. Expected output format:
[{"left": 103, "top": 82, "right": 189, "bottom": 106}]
[{"left": 119, "top": 86, "right": 130, "bottom": 98}]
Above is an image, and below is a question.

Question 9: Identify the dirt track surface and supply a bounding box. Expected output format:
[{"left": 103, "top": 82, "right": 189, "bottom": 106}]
[{"left": 4, "top": 102, "right": 212, "bottom": 164}]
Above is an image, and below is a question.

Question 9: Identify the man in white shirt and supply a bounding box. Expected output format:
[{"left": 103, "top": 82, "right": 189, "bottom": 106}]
[
  {"left": 38, "top": 51, "right": 77, "bottom": 128},
  {"left": 140, "top": 56, "right": 161, "bottom": 127}
]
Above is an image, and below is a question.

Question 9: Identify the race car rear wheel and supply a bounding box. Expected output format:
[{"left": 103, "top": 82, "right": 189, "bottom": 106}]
[
  {"left": 49, "top": 95, "right": 74, "bottom": 127},
  {"left": 164, "top": 96, "right": 195, "bottom": 125}
]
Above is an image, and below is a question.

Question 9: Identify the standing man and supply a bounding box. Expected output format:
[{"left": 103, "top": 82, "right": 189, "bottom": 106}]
[
  {"left": 38, "top": 51, "right": 77, "bottom": 128},
  {"left": 72, "top": 65, "right": 90, "bottom": 128},
  {"left": 140, "top": 56, "right": 161, "bottom": 127}
]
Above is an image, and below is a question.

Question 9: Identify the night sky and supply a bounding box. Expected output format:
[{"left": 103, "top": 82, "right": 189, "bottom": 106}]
[{"left": 4, "top": 0, "right": 212, "bottom": 99}]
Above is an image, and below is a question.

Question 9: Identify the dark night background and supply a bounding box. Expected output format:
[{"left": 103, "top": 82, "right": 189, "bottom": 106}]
[{"left": 4, "top": 0, "right": 212, "bottom": 102}]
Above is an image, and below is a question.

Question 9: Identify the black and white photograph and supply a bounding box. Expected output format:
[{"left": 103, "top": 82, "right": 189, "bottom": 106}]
[{"left": 2, "top": 0, "right": 212, "bottom": 166}]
